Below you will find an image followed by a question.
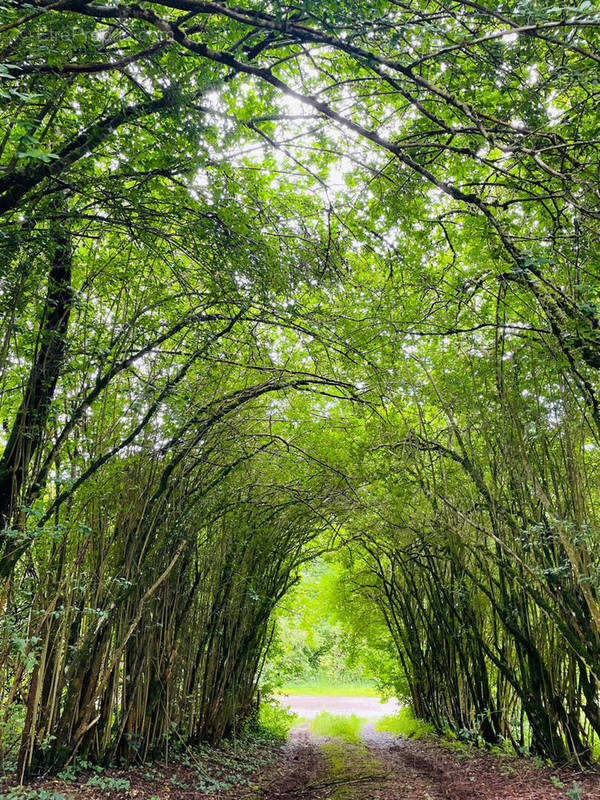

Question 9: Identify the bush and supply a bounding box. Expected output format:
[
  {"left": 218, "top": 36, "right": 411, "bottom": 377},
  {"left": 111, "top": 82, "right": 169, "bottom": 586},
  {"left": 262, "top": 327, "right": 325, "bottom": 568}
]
[
  {"left": 256, "top": 699, "right": 297, "bottom": 740},
  {"left": 375, "top": 706, "right": 434, "bottom": 739}
]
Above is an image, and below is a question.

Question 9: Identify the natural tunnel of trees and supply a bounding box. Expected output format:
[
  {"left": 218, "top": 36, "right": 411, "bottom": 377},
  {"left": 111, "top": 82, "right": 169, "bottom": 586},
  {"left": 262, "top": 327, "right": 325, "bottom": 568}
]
[{"left": 2, "top": 0, "right": 600, "bottom": 779}]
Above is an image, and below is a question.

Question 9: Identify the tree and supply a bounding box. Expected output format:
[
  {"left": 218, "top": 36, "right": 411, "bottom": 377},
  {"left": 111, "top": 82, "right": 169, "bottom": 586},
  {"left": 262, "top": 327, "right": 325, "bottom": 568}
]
[{"left": 3, "top": 0, "right": 600, "bottom": 772}]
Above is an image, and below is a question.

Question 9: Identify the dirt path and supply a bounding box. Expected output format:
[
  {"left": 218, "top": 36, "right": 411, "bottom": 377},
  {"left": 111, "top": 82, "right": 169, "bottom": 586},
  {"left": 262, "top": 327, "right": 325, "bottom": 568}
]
[
  {"left": 5, "top": 712, "right": 600, "bottom": 799},
  {"left": 257, "top": 724, "right": 600, "bottom": 800}
]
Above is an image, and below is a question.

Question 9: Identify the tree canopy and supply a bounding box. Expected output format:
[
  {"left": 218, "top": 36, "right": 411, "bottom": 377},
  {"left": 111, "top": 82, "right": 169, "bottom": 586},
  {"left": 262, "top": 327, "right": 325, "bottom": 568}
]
[{"left": 3, "top": 0, "right": 600, "bottom": 775}]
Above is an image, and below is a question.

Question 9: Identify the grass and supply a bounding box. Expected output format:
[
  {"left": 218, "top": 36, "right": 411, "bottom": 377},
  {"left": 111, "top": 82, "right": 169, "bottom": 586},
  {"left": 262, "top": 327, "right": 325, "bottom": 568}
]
[
  {"left": 375, "top": 706, "right": 434, "bottom": 739},
  {"left": 277, "top": 679, "right": 379, "bottom": 697},
  {"left": 309, "top": 711, "right": 366, "bottom": 742},
  {"left": 319, "top": 739, "right": 385, "bottom": 800}
]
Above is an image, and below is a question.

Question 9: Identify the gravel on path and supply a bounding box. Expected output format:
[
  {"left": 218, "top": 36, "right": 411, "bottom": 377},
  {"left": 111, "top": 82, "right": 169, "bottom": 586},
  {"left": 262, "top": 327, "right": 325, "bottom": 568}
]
[{"left": 279, "top": 694, "right": 400, "bottom": 719}]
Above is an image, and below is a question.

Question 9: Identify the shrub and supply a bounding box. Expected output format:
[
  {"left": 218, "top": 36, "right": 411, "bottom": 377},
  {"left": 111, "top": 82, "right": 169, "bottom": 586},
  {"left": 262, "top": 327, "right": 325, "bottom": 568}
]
[
  {"left": 375, "top": 706, "right": 434, "bottom": 738},
  {"left": 256, "top": 699, "right": 297, "bottom": 740}
]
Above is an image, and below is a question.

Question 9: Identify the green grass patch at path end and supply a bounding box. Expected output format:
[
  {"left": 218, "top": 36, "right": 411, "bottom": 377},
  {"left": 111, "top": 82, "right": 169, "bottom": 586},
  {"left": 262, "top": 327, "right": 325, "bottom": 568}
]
[
  {"left": 278, "top": 680, "right": 379, "bottom": 697},
  {"left": 310, "top": 712, "right": 366, "bottom": 742},
  {"left": 375, "top": 706, "right": 434, "bottom": 738}
]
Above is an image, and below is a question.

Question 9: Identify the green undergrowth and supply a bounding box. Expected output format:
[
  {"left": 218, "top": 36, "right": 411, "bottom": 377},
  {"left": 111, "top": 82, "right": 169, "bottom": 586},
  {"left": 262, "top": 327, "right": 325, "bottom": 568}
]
[
  {"left": 257, "top": 698, "right": 298, "bottom": 740},
  {"left": 278, "top": 679, "right": 378, "bottom": 697},
  {"left": 310, "top": 712, "right": 366, "bottom": 742},
  {"left": 0, "top": 790, "right": 73, "bottom": 800},
  {"left": 0, "top": 730, "right": 279, "bottom": 800},
  {"left": 375, "top": 706, "right": 435, "bottom": 739}
]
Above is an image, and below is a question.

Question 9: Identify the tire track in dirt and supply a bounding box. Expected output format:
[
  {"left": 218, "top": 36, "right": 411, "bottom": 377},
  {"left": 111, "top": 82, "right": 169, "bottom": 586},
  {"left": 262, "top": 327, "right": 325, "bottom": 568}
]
[
  {"left": 254, "top": 723, "right": 600, "bottom": 800},
  {"left": 250, "top": 727, "right": 329, "bottom": 799}
]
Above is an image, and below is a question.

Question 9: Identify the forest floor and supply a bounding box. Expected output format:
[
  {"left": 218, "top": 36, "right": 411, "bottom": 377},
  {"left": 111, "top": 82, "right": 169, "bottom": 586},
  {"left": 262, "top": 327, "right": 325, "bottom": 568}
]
[
  {"left": 258, "top": 724, "right": 600, "bottom": 800},
  {"left": 5, "top": 723, "right": 600, "bottom": 800}
]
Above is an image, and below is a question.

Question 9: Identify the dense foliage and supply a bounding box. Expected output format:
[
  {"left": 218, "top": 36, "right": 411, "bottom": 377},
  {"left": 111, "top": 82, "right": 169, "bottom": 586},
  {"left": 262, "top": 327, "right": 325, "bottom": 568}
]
[
  {"left": 2, "top": 0, "right": 600, "bottom": 777},
  {"left": 264, "top": 560, "right": 385, "bottom": 691}
]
